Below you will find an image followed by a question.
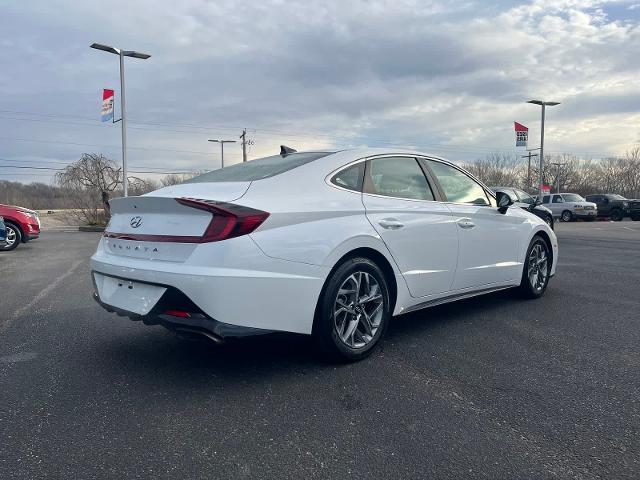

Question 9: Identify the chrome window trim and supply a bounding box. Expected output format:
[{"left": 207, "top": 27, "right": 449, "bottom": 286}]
[{"left": 325, "top": 152, "right": 497, "bottom": 207}]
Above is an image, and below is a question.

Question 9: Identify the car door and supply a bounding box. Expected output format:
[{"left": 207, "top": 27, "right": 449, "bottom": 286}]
[
  {"left": 547, "top": 194, "right": 565, "bottom": 217},
  {"left": 362, "top": 156, "right": 458, "bottom": 298},
  {"left": 424, "top": 159, "right": 525, "bottom": 290},
  {"left": 599, "top": 196, "right": 610, "bottom": 215}
]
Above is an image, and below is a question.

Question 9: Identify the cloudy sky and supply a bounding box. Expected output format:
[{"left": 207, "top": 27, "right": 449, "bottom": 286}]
[{"left": 1, "top": 0, "right": 639, "bottom": 184}]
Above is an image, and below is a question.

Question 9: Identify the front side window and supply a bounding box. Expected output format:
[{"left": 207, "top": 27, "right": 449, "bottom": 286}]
[
  {"left": 427, "top": 160, "right": 489, "bottom": 206},
  {"left": 365, "top": 157, "right": 434, "bottom": 201},
  {"left": 331, "top": 163, "right": 364, "bottom": 192}
]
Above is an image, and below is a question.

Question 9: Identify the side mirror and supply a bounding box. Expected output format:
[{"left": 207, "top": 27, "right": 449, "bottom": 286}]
[{"left": 496, "top": 191, "right": 513, "bottom": 214}]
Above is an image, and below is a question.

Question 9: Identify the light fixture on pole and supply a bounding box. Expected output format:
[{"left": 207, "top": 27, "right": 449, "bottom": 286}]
[
  {"left": 208, "top": 139, "right": 237, "bottom": 169},
  {"left": 527, "top": 100, "right": 560, "bottom": 200},
  {"left": 90, "top": 43, "right": 151, "bottom": 197}
]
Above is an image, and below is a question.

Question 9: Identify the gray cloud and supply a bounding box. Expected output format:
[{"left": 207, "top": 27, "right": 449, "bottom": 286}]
[{"left": 0, "top": 0, "right": 639, "bottom": 183}]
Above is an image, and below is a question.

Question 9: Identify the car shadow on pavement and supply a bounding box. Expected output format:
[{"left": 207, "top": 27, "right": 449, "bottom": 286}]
[{"left": 91, "top": 290, "right": 520, "bottom": 386}]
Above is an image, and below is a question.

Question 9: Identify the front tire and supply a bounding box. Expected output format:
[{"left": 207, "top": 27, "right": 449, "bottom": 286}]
[
  {"left": 561, "top": 210, "right": 573, "bottom": 222},
  {"left": 0, "top": 223, "right": 21, "bottom": 251},
  {"left": 313, "top": 257, "right": 391, "bottom": 362},
  {"left": 517, "top": 235, "right": 551, "bottom": 299},
  {"left": 610, "top": 209, "right": 623, "bottom": 221}
]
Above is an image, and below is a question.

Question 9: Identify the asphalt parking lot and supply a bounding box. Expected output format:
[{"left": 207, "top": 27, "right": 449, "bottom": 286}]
[{"left": 1, "top": 223, "right": 639, "bottom": 479}]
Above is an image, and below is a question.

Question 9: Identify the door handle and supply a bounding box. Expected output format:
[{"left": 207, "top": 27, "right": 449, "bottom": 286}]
[
  {"left": 457, "top": 218, "right": 475, "bottom": 229},
  {"left": 378, "top": 218, "right": 404, "bottom": 230}
]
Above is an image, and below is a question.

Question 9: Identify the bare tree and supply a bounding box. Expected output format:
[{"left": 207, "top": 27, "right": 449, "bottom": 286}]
[
  {"left": 55, "top": 153, "right": 121, "bottom": 225},
  {"left": 160, "top": 173, "right": 197, "bottom": 187}
]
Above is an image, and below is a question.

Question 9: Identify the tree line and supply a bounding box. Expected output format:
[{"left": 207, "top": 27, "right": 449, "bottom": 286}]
[{"left": 462, "top": 147, "right": 640, "bottom": 198}]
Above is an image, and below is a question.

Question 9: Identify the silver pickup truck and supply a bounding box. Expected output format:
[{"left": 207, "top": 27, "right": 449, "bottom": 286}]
[{"left": 536, "top": 193, "right": 598, "bottom": 222}]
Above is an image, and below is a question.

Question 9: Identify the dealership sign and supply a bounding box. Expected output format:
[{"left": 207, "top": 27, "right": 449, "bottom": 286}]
[
  {"left": 514, "top": 122, "right": 528, "bottom": 147},
  {"left": 101, "top": 89, "right": 114, "bottom": 122}
]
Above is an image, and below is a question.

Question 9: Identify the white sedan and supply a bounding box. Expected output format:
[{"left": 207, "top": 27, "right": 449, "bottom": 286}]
[{"left": 91, "top": 148, "right": 558, "bottom": 361}]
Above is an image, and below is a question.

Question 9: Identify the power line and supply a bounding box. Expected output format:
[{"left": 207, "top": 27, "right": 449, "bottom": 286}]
[
  {"left": 0, "top": 156, "right": 204, "bottom": 172},
  {"left": 0, "top": 136, "right": 240, "bottom": 157},
  {"left": 0, "top": 164, "right": 199, "bottom": 175},
  {"left": 1, "top": 108, "right": 636, "bottom": 158}
]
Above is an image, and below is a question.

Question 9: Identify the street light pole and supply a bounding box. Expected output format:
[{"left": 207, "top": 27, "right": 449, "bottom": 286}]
[
  {"left": 208, "top": 139, "right": 237, "bottom": 169},
  {"left": 119, "top": 50, "right": 127, "bottom": 197},
  {"left": 90, "top": 43, "right": 151, "bottom": 197},
  {"left": 550, "top": 162, "right": 564, "bottom": 194},
  {"left": 527, "top": 100, "right": 560, "bottom": 199}
]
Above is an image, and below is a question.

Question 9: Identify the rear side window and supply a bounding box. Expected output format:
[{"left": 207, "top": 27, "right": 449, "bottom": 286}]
[
  {"left": 331, "top": 163, "right": 364, "bottom": 192},
  {"left": 186, "top": 152, "right": 333, "bottom": 183},
  {"left": 542, "top": 195, "right": 550, "bottom": 203},
  {"left": 365, "top": 157, "right": 434, "bottom": 201},
  {"left": 553, "top": 195, "right": 563, "bottom": 203},
  {"left": 426, "top": 160, "right": 490, "bottom": 206}
]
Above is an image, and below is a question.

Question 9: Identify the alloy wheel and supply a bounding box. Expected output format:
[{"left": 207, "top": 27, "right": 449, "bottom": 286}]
[
  {"left": 5, "top": 226, "right": 16, "bottom": 247},
  {"left": 333, "top": 271, "right": 384, "bottom": 349},
  {"left": 561, "top": 211, "right": 572, "bottom": 222},
  {"left": 528, "top": 242, "right": 549, "bottom": 293}
]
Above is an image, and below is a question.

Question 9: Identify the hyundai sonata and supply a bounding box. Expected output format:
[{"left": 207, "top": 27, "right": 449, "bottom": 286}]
[{"left": 92, "top": 148, "right": 558, "bottom": 361}]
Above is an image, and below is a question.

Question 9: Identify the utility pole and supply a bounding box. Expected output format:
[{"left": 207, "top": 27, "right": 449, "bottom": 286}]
[
  {"left": 527, "top": 100, "right": 560, "bottom": 199},
  {"left": 90, "top": 43, "right": 151, "bottom": 197},
  {"left": 550, "top": 162, "right": 564, "bottom": 193},
  {"left": 522, "top": 149, "right": 539, "bottom": 192},
  {"left": 208, "top": 139, "right": 236, "bottom": 169},
  {"left": 240, "top": 128, "right": 247, "bottom": 163}
]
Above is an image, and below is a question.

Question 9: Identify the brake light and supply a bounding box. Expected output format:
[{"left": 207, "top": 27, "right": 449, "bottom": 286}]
[
  {"left": 176, "top": 198, "right": 269, "bottom": 242},
  {"left": 164, "top": 310, "right": 191, "bottom": 318}
]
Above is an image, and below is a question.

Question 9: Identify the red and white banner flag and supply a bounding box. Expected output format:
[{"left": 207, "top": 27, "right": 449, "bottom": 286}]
[
  {"left": 514, "top": 122, "right": 528, "bottom": 147},
  {"left": 101, "top": 89, "right": 114, "bottom": 122}
]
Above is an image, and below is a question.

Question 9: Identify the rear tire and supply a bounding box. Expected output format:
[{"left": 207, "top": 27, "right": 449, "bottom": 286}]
[
  {"left": 561, "top": 210, "right": 573, "bottom": 222},
  {"left": 610, "top": 209, "right": 623, "bottom": 221},
  {"left": 313, "top": 257, "right": 391, "bottom": 362},
  {"left": 516, "top": 235, "right": 551, "bottom": 299},
  {"left": 0, "top": 223, "right": 21, "bottom": 251}
]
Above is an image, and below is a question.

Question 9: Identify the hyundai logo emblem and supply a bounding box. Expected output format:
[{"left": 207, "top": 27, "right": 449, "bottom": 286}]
[{"left": 130, "top": 216, "right": 143, "bottom": 228}]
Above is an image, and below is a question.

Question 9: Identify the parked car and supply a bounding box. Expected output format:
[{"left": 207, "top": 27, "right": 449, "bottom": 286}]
[
  {"left": 491, "top": 187, "right": 554, "bottom": 229},
  {"left": 536, "top": 193, "right": 597, "bottom": 222},
  {"left": 0, "top": 204, "right": 41, "bottom": 251},
  {"left": 0, "top": 216, "right": 6, "bottom": 249},
  {"left": 92, "top": 148, "right": 558, "bottom": 361},
  {"left": 584, "top": 194, "right": 640, "bottom": 221}
]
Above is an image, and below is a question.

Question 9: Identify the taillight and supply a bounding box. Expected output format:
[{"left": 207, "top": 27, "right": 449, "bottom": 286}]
[{"left": 176, "top": 198, "right": 269, "bottom": 242}]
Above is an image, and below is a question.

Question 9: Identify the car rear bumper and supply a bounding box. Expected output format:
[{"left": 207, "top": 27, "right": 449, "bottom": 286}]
[
  {"left": 90, "top": 236, "right": 329, "bottom": 335},
  {"left": 92, "top": 280, "right": 273, "bottom": 341}
]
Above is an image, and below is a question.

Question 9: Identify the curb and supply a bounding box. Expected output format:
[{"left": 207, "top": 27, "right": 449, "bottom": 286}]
[{"left": 78, "top": 226, "right": 106, "bottom": 232}]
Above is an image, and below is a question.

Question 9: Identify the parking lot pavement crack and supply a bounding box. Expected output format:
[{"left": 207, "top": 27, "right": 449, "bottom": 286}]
[{"left": 0, "top": 259, "right": 84, "bottom": 334}]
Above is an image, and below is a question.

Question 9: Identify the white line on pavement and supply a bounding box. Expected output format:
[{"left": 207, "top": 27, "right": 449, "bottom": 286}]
[{"left": 0, "top": 259, "right": 84, "bottom": 334}]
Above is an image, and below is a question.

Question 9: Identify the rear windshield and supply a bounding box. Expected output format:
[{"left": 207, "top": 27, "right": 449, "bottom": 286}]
[{"left": 186, "top": 152, "right": 333, "bottom": 183}]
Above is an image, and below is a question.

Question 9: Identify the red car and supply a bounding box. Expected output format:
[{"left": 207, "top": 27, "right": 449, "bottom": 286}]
[{"left": 0, "top": 204, "right": 40, "bottom": 251}]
